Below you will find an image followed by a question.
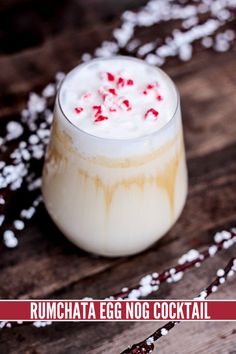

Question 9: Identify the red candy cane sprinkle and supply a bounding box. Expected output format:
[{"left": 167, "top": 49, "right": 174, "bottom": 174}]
[
  {"left": 94, "top": 115, "right": 108, "bottom": 123},
  {"left": 122, "top": 99, "right": 132, "bottom": 111},
  {"left": 106, "top": 72, "right": 115, "bottom": 81},
  {"left": 143, "top": 90, "right": 148, "bottom": 95},
  {"left": 117, "top": 77, "right": 125, "bottom": 88},
  {"left": 98, "top": 88, "right": 108, "bottom": 101},
  {"left": 109, "top": 107, "right": 117, "bottom": 112},
  {"left": 82, "top": 92, "right": 91, "bottom": 99},
  {"left": 92, "top": 105, "right": 102, "bottom": 117},
  {"left": 74, "top": 107, "right": 84, "bottom": 114},
  {"left": 127, "top": 79, "right": 134, "bottom": 86},
  {"left": 156, "top": 94, "right": 163, "bottom": 101},
  {"left": 108, "top": 88, "right": 117, "bottom": 96},
  {"left": 144, "top": 108, "right": 159, "bottom": 120},
  {"left": 147, "top": 83, "right": 155, "bottom": 90}
]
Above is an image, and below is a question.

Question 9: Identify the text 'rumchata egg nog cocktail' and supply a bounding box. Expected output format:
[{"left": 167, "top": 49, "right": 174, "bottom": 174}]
[{"left": 42, "top": 56, "right": 188, "bottom": 257}]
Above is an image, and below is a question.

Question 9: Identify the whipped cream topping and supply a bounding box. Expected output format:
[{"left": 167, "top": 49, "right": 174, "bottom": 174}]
[{"left": 59, "top": 57, "right": 177, "bottom": 139}]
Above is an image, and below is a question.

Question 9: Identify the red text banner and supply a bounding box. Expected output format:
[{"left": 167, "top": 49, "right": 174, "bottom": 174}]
[{"left": 0, "top": 300, "right": 236, "bottom": 321}]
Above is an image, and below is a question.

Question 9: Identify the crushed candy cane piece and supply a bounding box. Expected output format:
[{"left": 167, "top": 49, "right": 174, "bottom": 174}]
[
  {"left": 144, "top": 108, "right": 159, "bottom": 120},
  {"left": 107, "top": 72, "right": 115, "bottom": 81},
  {"left": 74, "top": 107, "right": 84, "bottom": 114},
  {"left": 94, "top": 115, "right": 108, "bottom": 123},
  {"left": 122, "top": 99, "right": 132, "bottom": 111},
  {"left": 117, "top": 77, "right": 125, "bottom": 88},
  {"left": 108, "top": 88, "right": 117, "bottom": 96}
]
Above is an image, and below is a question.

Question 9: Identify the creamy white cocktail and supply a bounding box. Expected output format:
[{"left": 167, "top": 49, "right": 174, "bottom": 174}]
[{"left": 42, "top": 56, "right": 188, "bottom": 256}]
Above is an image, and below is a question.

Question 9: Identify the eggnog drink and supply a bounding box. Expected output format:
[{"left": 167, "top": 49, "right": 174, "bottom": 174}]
[{"left": 42, "top": 56, "right": 188, "bottom": 256}]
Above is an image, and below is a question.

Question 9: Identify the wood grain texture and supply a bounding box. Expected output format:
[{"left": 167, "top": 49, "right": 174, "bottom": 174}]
[{"left": 0, "top": 0, "right": 236, "bottom": 353}]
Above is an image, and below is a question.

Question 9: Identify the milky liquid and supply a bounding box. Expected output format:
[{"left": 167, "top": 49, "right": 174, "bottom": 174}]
[{"left": 42, "top": 56, "right": 188, "bottom": 256}]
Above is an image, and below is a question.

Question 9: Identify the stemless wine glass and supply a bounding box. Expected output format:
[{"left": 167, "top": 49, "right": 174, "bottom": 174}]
[{"left": 42, "top": 56, "right": 188, "bottom": 257}]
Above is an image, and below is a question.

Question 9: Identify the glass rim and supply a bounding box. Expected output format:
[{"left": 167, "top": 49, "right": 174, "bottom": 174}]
[{"left": 57, "top": 55, "right": 180, "bottom": 143}]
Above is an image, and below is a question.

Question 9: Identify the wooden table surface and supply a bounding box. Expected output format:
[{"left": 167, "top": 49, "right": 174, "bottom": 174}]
[{"left": 1, "top": 1, "right": 236, "bottom": 353}]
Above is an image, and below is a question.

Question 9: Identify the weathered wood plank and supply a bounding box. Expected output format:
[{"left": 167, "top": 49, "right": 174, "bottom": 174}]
[{"left": 0, "top": 249, "right": 235, "bottom": 354}]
